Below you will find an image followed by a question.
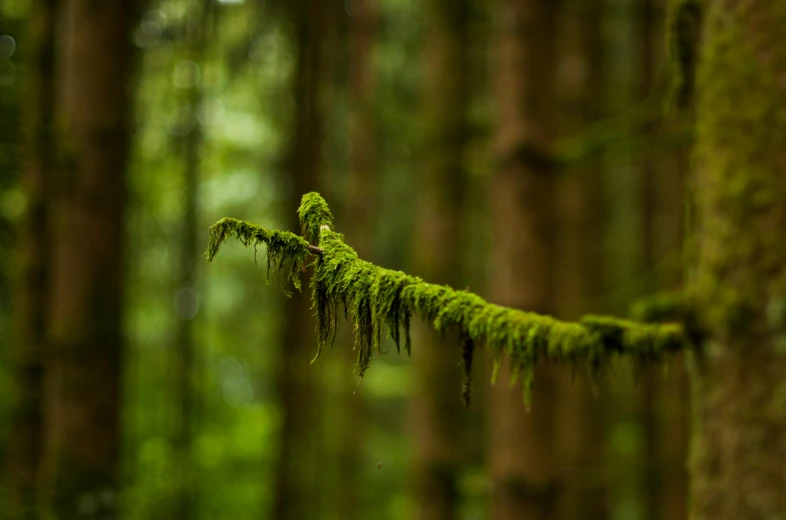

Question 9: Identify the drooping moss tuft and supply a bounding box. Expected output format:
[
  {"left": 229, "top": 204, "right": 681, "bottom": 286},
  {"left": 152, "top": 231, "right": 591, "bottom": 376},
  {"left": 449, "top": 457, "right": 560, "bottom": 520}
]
[
  {"left": 461, "top": 336, "right": 474, "bottom": 407},
  {"left": 298, "top": 192, "right": 334, "bottom": 245},
  {"left": 206, "top": 217, "right": 311, "bottom": 295},
  {"left": 209, "top": 193, "right": 693, "bottom": 405}
]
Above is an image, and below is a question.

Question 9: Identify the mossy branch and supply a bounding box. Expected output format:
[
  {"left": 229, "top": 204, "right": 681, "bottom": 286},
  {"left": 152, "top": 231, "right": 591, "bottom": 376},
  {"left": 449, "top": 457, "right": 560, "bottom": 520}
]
[
  {"left": 206, "top": 217, "right": 315, "bottom": 296},
  {"left": 208, "top": 193, "right": 693, "bottom": 407}
]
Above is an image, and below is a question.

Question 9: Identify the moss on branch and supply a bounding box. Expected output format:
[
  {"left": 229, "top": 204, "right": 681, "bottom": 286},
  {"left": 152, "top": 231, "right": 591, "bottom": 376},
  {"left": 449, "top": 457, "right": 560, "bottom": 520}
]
[
  {"left": 206, "top": 217, "right": 312, "bottom": 295},
  {"left": 208, "top": 193, "right": 691, "bottom": 405}
]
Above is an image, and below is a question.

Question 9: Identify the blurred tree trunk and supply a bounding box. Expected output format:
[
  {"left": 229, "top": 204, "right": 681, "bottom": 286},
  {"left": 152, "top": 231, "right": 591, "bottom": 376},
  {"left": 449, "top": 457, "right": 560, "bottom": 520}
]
[
  {"left": 273, "top": 1, "right": 330, "bottom": 517},
  {"left": 412, "top": 1, "right": 470, "bottom": 519},
  {"left": 488, "top": 1, "right": 558, "bottom": 519},
  {"left": 554, "top": 0, "right": 607, "bottom": 518},
  {"left": 689, "top": 1, "right": 786, "bottom": 518},
  {"left": 333, "top": 1, "right": 378, "bottom": 517},
  {"left": 638, "top": 1, "right": 689, "bottom": 519},
  {"left": 8, "top": 0, "right": 57, "bottom": 517},
  {"left": 173, "top": 1, "right": 211, "bottom": 518},
  {"left": 638, "top": 0, "right": 661, "bottom": 516},
  {"left": 43, "top": 0, "right": 136, "bottom": 517}
]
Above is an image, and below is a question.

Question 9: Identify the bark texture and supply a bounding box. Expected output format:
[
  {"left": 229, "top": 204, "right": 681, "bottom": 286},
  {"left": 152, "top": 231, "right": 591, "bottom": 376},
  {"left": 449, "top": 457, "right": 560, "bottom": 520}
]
[
  {"left": 43, "top": 0, "right": 135, "bottom": 517},
  {"left": 690, "top": 1, "right": 786, "bottom": 518},
  {"left": 488, "top": 0, "right": 559, "bottom": 518}
]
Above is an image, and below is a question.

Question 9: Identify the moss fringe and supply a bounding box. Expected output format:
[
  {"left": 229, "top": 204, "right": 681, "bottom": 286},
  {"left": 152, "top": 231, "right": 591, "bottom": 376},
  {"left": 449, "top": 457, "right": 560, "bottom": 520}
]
[
  {"left": 208, "top": 193, "right": 690, "bottom": 406},
  {"left": 206, "top": 217, "right": 311, "bottom": 296}
]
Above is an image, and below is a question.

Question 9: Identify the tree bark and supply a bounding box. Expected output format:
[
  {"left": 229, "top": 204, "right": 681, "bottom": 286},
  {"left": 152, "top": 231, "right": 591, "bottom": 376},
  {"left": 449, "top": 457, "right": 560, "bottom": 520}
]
[
  {"left": 43, "top": 0, "right": 135, "bottom": 517},
  {"left": 690, "top": 1, "right": 786, "bottom": 518},
  {"left": 412, "top": 1, "right": 471, "bottom": 519},
  {"left": 333, "top": 1, "right": 378, "bottom": 517},
  {"left": 554, "top": 0, "right": 608, "bottom": 518},
  {"left": 638, "top": 1, "right": 690, "bottom": 518},
  {"left": 272, "top": 1, "right": 330, "bottom": 517},
  {"left": 173, "top": 1, "right": 211, "bottom": 518},
  {"left": 9, "top": 0, "right": 57, "bottom": 517},
  {"left": 488, "top": 1, "right": 559, "bottom": 519}
]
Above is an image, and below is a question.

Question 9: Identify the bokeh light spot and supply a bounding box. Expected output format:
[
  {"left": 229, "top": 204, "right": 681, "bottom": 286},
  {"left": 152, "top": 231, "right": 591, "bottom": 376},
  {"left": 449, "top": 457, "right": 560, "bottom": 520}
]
[
  {"left": 173, "top": 60, "right": 201, "bottom": 89},
  {"left": 0, "top": 35, "right": 15, "bottom": 60},
  {"left": 174, "top": 287, "right": 200, "bottom": 320}
]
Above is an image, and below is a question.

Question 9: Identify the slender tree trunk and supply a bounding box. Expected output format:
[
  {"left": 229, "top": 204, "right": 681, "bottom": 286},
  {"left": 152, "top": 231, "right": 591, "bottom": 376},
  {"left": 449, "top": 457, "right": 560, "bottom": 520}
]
[
  {"left": 273, "top": 1, "right": 329, "bottom": 517},
  {"left": 554, "top": 0, "right": 607, "bottom": 518},
  {"left": 346, "top": 0, "right": 377, "bottom": 252},
  {"left": 173, "top": 1, "right": 210, "bottom": 518},
  {"left": 488, "top": 1, "right": 558, "bottom": 519},
  {"left": 43, "top": 0, "right": 135, "bottom": 517},
  {"left": 690, "top": 2, "right": 786, "bottom": 518},
  {"left": 334, "top": 1, "right": 378, "bottom": 517},
  {"left": 9, "top": 1, "right": 57, "bottom": 517},
  {"left": 639, "top": 0, "right": 663, "bottom": 516},
  {"left": 639, "top": 2, "right": 690, "bottom": 519},
  {"left": 412, "top": 1, "right": 470, "bottom": 519}
]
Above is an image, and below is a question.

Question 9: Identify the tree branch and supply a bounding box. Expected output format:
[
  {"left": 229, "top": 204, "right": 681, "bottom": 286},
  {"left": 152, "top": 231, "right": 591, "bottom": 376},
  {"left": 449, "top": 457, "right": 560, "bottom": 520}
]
[{"left": 208, "top": 192, "right": 695, "bottom": 405}]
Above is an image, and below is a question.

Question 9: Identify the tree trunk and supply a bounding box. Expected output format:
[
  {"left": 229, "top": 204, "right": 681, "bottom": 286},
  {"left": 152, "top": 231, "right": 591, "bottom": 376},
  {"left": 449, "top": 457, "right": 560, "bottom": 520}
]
[
  {"left": 9, "top": 0, "right": 57, "bottom": 516},
  {"left": 639, "top": 1, "right": 689, "bottom": 518},
  {"left": 488, "top": 1, "right": 558, "bottom": 519},
  {"left": 272, "top": 1, "right": 329, "bottom": 517},
  {"left": 639, "top": 0, "right": 666, "bottom": 518},
  {"left": 412, "top": 1, "right": 470, "bottom": 519},
  {"left": 690, "top": 1, "right": 786, "bottom": 518},
  {"left": 554, "top": 0, "right": 607, "bottom": 518},
  {"left": 43, "top": 0, "right": 135, "bottom": 517},
  {"left": 173, "top": 1, "right": 210, "bottom": 518},
  {"left": 333, "top": 1, "right": 378, "bottom": 517}
]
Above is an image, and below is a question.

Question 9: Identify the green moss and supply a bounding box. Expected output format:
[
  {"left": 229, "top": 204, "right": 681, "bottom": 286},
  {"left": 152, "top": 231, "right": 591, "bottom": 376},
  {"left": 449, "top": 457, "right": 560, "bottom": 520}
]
[
  {"left": 298, "top": 191, "right": 334, "bottom": 245},
  {"left": 206, "top": 217, "right": 311, "bottom": 296},
  {"left": 209, "top": 192, "right": 692, "bottom": 405}
]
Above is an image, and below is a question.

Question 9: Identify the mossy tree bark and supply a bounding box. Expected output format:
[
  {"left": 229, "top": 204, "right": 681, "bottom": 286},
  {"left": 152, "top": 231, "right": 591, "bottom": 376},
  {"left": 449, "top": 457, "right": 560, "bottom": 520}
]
[
  {"left": 488, "top": 0, "right": 559, "bottom": 518},
  {"left": 272, "top": 1, "right": 331, "bottom": 517},
  {"left": 43, "top": 0, "right": 136, "bottom": 517},
  {"left": 690, "top": 1, "right": 786, "bottom": 518},
  {"left": 9, "top": 0, "right": 57, "bottom": 516},
  {"left": 554, "top": 0, "right": 608, "bottom": 517},
  {"left": 412, "top": 1, "right": 471, "bottom": 518}
]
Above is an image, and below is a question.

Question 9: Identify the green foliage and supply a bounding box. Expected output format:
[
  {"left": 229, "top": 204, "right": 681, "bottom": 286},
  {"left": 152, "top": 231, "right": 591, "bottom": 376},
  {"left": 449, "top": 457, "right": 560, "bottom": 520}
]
[{"left": 209, "top": 193, "right": 690, "bottom": 405}]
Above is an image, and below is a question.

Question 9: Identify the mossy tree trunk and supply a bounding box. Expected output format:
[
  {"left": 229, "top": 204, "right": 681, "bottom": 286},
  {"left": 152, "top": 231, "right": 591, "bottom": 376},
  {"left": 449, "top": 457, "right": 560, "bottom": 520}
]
[
  {"left": 9, "top": 0, "right": 57, "bottom": 516},
  {"left": 554, "top": 0, "right": 608, "bottom": 517},
  {"left": 412, "top": 1, "right": 470, "bottom": 518},
  {"left": 43, "top": 0, "right": 136, "bottom": 517},
  {"left": 272, "top": 1, "right": 331, "bottom": 517},
  {"left": 690, "top": 1, "right": 786, "bottom": 518},
  {"left": 488, "top": 0, "right": 559, "bottom": 518}
]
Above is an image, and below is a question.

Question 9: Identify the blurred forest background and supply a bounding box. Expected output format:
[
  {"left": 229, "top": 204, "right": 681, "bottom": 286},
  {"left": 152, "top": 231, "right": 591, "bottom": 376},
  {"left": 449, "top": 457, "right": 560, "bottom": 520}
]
[{"left": 0, "top": 0, "right": 698, "bottom": 518}]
